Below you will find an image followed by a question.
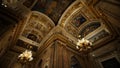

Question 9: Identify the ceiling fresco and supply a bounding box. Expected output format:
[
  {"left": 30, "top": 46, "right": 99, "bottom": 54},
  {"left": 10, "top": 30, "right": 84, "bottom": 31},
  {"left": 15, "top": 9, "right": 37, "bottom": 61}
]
[{"left": 32, "top": 0, "right": 75, "bottom": 25}]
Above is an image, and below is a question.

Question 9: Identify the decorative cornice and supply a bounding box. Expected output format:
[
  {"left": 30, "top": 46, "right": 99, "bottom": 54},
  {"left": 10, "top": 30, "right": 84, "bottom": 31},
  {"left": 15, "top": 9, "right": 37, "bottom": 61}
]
[{"left": 36, "top": 33, "right": 80, "bottom": 57}]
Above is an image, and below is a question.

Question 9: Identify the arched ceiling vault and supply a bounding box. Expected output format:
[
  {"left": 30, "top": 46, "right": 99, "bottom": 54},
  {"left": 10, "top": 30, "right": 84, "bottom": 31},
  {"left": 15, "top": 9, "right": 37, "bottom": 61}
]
[
  {"left": 32, "top": 0, "right": 75, "bottom": 25},
  {"left": 0, "top": 1, "right": 120, "bottom": 68},
  {"left": 3, "top": 0, "right": 117, "bottom": 55},
  {"left": 14, "top": 11, "right": 55, "bottom": 52}
]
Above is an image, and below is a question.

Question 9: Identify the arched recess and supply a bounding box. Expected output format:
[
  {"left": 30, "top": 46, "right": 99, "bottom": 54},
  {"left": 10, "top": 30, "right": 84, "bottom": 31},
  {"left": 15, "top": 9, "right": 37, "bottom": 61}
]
[
  {"left": 71, "top": 56, "right": 82, "bottom": 68},
  {"left": 58, "top": 0, "right": 116, "bottom": 49},
  {"left": 58, "top": 0, "right": 98, "bottom": 38},
  {"left": 79, "top": 22, "right": 101, "bottom": 38},
  {"left": 15, "top": 11, "right": 55, "bottom": 51},
  {"left": 77, "top": 19, "right": 116, "bottom": 49},
  {"left": 38, "top": 59, "right": 43, "bottom": 68}
]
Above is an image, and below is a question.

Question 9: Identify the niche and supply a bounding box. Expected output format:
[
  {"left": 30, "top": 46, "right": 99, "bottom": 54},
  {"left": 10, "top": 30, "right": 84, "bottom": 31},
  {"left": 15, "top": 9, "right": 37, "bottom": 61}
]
[
  {"left": 71, "top": 56, "right": 82, "bottom": 68},
  {"left": 101, "top": 57, "right": 120, "bottom": 68}
]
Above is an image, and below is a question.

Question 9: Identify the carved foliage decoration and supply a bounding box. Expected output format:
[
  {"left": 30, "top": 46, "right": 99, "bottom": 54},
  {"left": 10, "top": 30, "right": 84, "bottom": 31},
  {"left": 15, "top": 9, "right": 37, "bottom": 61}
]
[{"left": 65, "top": 24, "right": 78, "bottom": 37}]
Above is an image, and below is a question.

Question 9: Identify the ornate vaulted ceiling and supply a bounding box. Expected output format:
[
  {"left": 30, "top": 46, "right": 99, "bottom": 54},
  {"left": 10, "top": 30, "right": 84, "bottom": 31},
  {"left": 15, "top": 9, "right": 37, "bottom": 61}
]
[
  {"left": 0, "top": 0, "right": 120, "bottom": 68},
  {"left": 0, "top": 0, "right": 117, "bottom": 52},
  {"left": 7, "top": 0, "right": 115, "bottom": 54},
  {"left": 0, "top": 0, "right": 118, "bottom": 54},
  {"left": 32, "top": 0, "right": 74, "bottom": 25}
]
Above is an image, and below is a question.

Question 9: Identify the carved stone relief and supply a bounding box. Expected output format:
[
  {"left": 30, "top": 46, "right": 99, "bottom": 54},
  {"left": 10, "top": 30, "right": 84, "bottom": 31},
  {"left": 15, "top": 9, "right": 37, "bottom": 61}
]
[{"left": 65, "top": 23, "right": 78, "bottom": 38}]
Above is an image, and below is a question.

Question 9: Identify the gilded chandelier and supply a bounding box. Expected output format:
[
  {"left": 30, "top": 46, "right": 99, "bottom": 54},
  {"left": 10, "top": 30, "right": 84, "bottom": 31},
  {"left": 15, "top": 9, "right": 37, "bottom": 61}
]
[
  {"left": 18, "top": 50, "right": 33, "bottom": 64},
  {"left": 76, "top": 35, "right": 92, "bottom": 52}
]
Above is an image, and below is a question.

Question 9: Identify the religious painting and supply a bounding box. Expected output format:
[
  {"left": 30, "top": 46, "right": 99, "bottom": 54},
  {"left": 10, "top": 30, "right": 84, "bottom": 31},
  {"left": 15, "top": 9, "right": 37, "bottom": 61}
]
[{"left": 71, "top": 14, "right": 86, "bottom": 27}]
